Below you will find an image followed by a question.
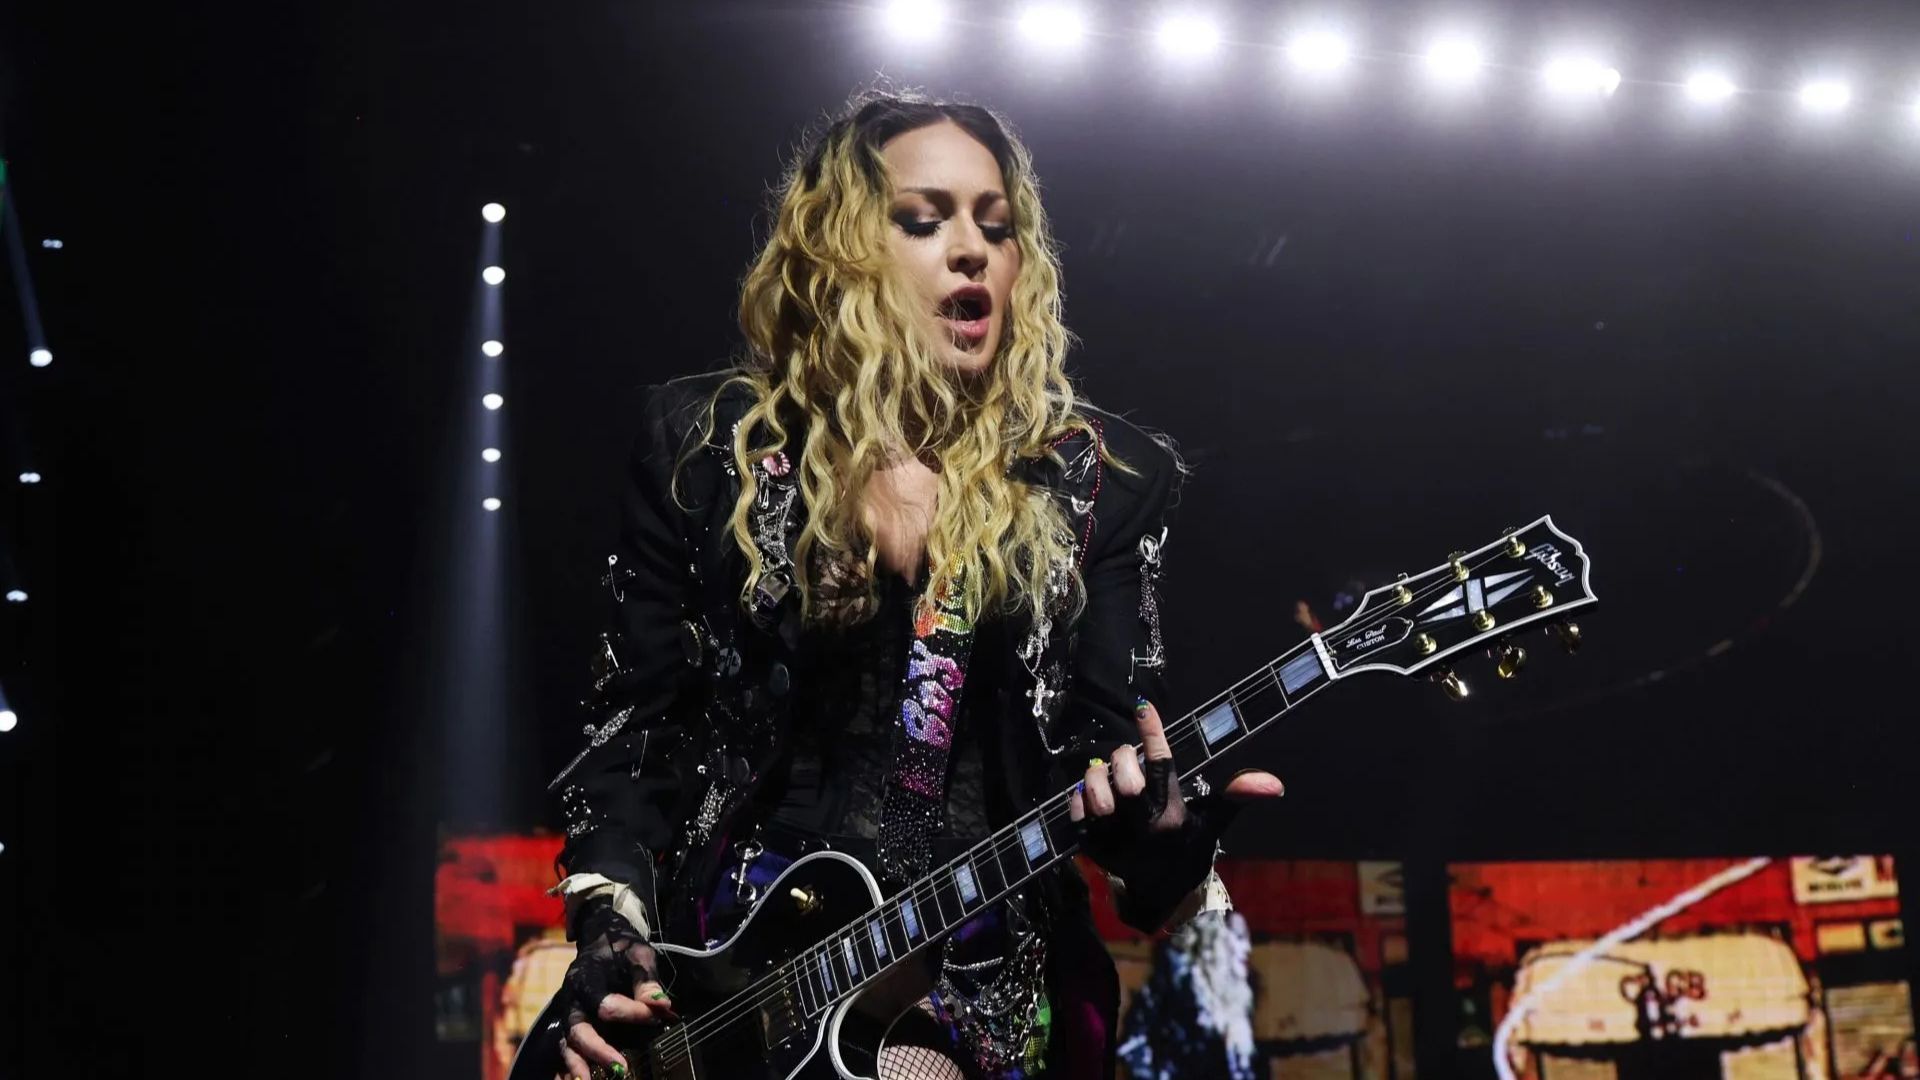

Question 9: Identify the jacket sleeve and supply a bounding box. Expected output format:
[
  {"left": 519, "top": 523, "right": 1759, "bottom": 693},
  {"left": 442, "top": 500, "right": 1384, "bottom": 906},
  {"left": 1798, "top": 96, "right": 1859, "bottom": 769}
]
[
  {"left": 1052, "top": 432, "right": 1179, "bottom": 790},
  {"left": 550, "top": 384, "right": 709, "bottom": 939}
]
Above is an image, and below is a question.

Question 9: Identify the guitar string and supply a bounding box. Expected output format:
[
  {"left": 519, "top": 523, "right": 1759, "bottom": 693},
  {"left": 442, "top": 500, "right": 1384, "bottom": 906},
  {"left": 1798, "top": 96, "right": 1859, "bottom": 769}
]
[
  {"left": 655, "top": 539, "right": 1559, "bottom": 1064},
  {"left": 653, "top": 541, "right": 1561, "bottom": 1063}
]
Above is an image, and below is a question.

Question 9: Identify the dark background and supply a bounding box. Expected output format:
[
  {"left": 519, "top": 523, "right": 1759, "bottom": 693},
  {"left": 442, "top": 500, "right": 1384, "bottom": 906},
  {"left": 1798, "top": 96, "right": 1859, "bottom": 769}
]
[{"left": 2, "top": 0, "right": 1916, "bottom": 1074}]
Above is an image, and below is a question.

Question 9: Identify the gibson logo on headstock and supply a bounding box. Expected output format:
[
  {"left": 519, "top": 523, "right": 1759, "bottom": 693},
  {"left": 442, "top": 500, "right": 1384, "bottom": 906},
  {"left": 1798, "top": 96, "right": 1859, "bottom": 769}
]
[{"left": 1525, "top": 543, "right": 1576, "bottom": 586}]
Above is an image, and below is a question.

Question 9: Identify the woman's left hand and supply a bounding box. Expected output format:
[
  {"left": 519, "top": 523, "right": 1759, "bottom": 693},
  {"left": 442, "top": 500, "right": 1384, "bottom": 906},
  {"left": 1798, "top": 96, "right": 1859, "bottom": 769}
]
[{"left": 1068, "top": 698, "right": 1284, "bottom": 921}]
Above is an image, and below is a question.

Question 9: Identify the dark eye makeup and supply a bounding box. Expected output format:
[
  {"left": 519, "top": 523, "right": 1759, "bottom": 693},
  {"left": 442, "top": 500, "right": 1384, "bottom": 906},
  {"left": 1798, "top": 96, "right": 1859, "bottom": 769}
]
[{"left": 891, "top": 211, "right": 1015, "bottom": 243}]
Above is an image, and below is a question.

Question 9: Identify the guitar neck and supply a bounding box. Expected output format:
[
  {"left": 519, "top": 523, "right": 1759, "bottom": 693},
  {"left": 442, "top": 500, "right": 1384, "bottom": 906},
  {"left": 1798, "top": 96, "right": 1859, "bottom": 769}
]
[{"left": 787, "top": 634, "right": 1337, "bottom": 1016}]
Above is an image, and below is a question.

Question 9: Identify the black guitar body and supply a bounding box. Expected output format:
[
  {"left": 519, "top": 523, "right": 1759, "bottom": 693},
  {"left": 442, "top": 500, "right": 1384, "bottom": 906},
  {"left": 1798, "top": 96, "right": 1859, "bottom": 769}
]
[{"left": 509, "top": 851, "right": 938, "bottom": 1080}]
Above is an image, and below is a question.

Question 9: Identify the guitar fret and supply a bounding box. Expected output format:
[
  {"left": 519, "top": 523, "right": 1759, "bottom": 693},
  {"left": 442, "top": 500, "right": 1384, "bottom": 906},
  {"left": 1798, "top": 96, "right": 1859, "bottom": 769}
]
[
  {"left": 884, "top": 904, "right": 914, "bottom": 961},
  {"left": 818, "top": 942, "right": 837, "bottom": 995},
  {"left": 954, "top": 860, "right": 981, "bottom": 906},
  {"left": 925, "top": 876, "right": 951, "bottom": 930},
  {"left": 1276, "top": 645, "right": 1326, "bottom": 695},
  {"left": 1018, "top": 817, "right": 1050, "bottom": 864},
  {"left": 841, "top": 933, "right": 864, "bottom": 983},
  {"left": 797, "top": 961, "right": 819, "bottom": 1016}
]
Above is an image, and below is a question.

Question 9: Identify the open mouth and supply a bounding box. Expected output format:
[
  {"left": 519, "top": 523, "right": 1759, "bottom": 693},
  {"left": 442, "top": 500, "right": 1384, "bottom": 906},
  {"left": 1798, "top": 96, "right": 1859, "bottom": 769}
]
[{"left": 938, "top": 285, "right": 993, "bottom": 346}]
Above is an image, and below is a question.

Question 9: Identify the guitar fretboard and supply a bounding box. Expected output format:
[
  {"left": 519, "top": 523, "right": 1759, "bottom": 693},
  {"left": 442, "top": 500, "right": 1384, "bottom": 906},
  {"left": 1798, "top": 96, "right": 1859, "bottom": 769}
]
[{"left": 784, "top": 633, "right": 1334, "bottom": 1017}]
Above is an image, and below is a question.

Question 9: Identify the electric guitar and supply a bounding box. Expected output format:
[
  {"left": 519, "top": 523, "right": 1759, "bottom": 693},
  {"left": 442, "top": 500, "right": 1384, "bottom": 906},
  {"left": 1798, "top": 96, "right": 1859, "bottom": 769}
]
[{"left": 509, "top": 515, "right": 1597, "bottom": 1079}]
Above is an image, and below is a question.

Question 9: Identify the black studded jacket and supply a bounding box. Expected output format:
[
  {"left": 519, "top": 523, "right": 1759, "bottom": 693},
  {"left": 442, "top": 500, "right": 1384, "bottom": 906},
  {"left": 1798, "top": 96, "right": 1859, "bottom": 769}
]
[{"left": 548, "top": 368, "right": 1187, "bottom": 946}]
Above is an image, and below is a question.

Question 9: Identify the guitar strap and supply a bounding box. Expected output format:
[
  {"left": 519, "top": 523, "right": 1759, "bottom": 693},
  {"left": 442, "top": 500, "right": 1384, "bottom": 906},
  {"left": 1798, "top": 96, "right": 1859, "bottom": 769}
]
[{"left": 875, "top": 561, "right": 977, "bottom": 887}]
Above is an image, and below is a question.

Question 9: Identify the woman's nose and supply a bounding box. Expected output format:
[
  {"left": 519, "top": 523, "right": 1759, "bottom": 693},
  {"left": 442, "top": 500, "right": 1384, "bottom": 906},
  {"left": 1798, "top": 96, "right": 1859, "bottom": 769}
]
[{"left": 947, "top": 220, "right": 988, "bottom": 274}]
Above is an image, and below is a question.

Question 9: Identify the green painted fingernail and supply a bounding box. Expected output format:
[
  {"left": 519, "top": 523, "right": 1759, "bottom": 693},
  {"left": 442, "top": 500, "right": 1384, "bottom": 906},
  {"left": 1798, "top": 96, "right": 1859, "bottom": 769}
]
[
  {"left": 650, "top": 991, "right": 669, "bottom": 1000},
  {"left": 611, "top": 1065, "right": 628, "bottom": 1078},
  {"left": 1089, "top": 757, "right": 1106, "bottom": 769}
]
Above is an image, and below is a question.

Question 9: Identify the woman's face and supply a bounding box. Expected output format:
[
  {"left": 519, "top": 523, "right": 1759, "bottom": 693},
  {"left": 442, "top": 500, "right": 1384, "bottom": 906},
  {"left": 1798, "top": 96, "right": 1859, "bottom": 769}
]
[{"left": 879, "top": 120, "right": 1022, "bottom": 376}]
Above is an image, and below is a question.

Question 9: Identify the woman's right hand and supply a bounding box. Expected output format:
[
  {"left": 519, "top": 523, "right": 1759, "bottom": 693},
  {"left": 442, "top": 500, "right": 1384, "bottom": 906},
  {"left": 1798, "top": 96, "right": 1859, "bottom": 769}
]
[{"left": 552, "top": 897, "right": 676, "bottom": 1080}]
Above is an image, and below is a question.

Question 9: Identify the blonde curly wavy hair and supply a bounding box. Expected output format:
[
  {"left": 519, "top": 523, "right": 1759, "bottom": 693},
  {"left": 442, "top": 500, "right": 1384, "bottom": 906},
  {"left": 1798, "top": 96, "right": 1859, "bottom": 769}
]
[{"left": 685, "top": 92, "right": 1136, "bottom": 629}]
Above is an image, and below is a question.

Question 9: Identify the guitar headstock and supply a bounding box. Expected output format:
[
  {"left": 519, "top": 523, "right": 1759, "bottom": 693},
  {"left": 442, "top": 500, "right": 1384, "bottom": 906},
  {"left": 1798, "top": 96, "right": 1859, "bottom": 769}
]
[{"left": 1316, "top": 515, "right": 1596, "bottom": 699}]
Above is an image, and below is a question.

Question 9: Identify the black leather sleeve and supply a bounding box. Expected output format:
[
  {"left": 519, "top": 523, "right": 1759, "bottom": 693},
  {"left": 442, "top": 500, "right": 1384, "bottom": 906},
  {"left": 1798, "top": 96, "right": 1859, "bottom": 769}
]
[
  {"left": 550, "top": 384, "right": 710, "bottom": 936},
  {"left": 1051, "top": 430, "right": 1180, "bottom": 792}
]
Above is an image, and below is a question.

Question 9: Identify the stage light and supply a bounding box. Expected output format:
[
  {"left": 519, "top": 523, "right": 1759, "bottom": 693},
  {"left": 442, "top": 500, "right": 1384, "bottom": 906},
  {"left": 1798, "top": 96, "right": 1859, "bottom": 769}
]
[
  {"left": 19, "top": 472, "right": 40, "bottom": 484},
  {"left": 483, "top": 393, "right": 504, "bottom": 411},
  {"left": 41, "top": 239, "right": 63, "bottom": 249},
  {"left": 482, "top": 266, "right": 506, "bottom": 285},
  {"left": 1425, "top": 36, "right": 1485, "bottom": 84},
  {"left": 1286, "top": 30, "right": 1352, "bottom": 73},
  {"left": 1798, "top": 79, "right": 1851, "bottom": 112},
  {"left": 29, "top": 348, "right": 51, "bottom": 367},
  {"left": 1686, "top": 72, "right": 1737, "bottom": 103},
  {"left": 883, "top": 0, "right": 945, "bottom": 40},
  {"left": 1156, "top": 13, "right": 1222, "bottom": 58},
  {"left": 1017, "top": 4, "right": 1087, "bottom": 47},
  {"left": 482, "top": 448, "right": 502, "bottom": 463},
  {"left": 481, "top": 203, "right": 506, "bottom": 223},
  {"left": 5, "top": 591, "right": 24, "bottom": 603},
  {"left": 481, "top": 340, "right": 504, "bottom": 357},
  {"left": 0, "top": 711, "right": 15, "bottom": 733},
  {"left": 483, "top": 497, "right": 502, "bottom": 512},
  {"left": 1543, "top": 57, "right": 1621, "bottom": 96}
]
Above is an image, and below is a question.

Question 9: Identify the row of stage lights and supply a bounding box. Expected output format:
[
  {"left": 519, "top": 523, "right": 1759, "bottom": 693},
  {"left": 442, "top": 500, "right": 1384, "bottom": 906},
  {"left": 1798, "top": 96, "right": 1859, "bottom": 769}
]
[
  {"left": 879, "top": 1, "right": 1920, "bottom": 122},
  {"left": 480, "top": 202, "right": 507, "bottom": 513}
]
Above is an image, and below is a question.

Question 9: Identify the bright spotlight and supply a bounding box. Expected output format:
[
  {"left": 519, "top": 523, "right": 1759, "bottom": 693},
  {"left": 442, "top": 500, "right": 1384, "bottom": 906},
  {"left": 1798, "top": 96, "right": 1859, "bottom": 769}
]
[
  {"left": 482, "top": 448, "right": 502, "bottom": 463},
  {"left": 29, "top": 348, "right": 52, "bottom": 367},
  {"left": 481, "top": 202, "right": 507, "bottom": 223},
  {"left": 1156, "top": 13, "right": 1222, "bottom": 58},
  {"left": 19, "top": 472, "right": 41, "bottom": 484},
  {"left": 1543, "top": 57, "right": 1621, "bottom": 96},
  {"left": 482, "top": 266, "right": 506, "bottom": 285},
  {"left": 1686, "top": 72, "right": 1737, "bottom": 103},
  {"left": 483, "top": 497, "right": 502, "bottom": 512},
  {"left": 1425, "top": 36, "right": 1485, "bottom": 84},
  {"left": 883, "top": 0, "right": 946, "bottom": 40},
  {"left": 1798, "top": 80, "right": 1851, "bottom": 113},
  {"left": 482, "top": 393, "right": 504, "bottom": 411},
  {"left": 5, "top": 590, "right": 25, "bottom": 603},
  {"left": 481, "top": 340, "right": 504, "bottom": 357},
  {"left": 1017, "top": 4, "right": 1087, "bottom": 47},
  {"left": 0, "top": 710, "right": 15, "bottom": 733},
  {"left": 1286, "top": 30, "right": 1352, "bottom": 73}
]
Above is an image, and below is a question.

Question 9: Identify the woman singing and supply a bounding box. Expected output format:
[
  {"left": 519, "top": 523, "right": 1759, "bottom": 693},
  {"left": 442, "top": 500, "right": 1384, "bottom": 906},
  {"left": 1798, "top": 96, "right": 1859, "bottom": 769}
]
[{"left": 529, "top": 92, "right": 1283, "bottom": 1080}]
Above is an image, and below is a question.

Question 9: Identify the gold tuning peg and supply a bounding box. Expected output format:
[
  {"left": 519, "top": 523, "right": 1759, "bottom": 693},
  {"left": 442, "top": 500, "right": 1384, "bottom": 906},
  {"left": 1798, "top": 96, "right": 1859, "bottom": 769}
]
[
  {"left": 1434, "top": 669, "right": 1470, "bottom": 701},
  {"left": 1471, "top": 610, "right": 1496, "bottom": 632},
  {"left": 1503, "top": 528, "right": 1526, "bottom": 558},
  {"left": 1547, "top": 621, "right": 1583, "bottom": 653},
  {"left": 1532, "top": 585, "right": 1554, "bottom": 610},
  {"left": 1496, "top": 644, "right": 1527, "bottom": 679},
  {"left": 1449, "top": 551, "right": 1469, "bottom": 582},
  {"left": 1394, "top": 574, "right": 1414, "bottom": 605},
  {"left": 1414, "top": 632, "right": 1437, "bottom": 656}
]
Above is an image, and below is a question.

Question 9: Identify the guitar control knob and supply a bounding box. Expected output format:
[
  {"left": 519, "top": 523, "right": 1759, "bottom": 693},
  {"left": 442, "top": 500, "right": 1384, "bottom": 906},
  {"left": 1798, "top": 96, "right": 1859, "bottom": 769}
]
[
  {"left": 790, "top": 886, "right": 822, "bottom": 915},
  {"left": 1496, "top": 644, "right": 1527, "bottom": 679},
  {"left": 1435, "top": 669, "right": 1470, "bottom": 702},
  {"left": 1547, "top": 621, "right": 1582, "bottom": 653}
]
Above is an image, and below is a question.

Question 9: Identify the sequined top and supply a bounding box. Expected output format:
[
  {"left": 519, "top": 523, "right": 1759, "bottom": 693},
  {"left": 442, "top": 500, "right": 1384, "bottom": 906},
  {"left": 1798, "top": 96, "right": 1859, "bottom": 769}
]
[{"left": 771, "top": 568, "right": 991, "bottom": 842}]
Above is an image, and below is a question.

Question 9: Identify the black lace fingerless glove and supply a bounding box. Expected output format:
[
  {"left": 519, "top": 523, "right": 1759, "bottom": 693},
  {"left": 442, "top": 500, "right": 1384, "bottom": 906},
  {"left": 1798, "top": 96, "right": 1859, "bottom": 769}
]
[
  {"left": 1081, "top": 763, "right": 1241, "bottom": 931},
  {"left": 561, "top": 894, "right": 654, "bottom": 1024}
]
